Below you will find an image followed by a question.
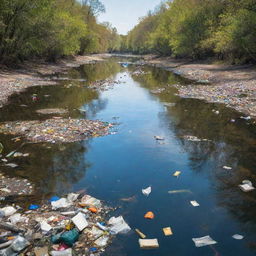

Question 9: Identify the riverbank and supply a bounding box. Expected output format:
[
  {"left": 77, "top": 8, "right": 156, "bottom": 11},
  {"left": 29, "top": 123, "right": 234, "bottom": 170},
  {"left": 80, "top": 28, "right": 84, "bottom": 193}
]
[
  {"left": 141, "top": 55, "right": 256, "bottom": 118},
  {"left": 0, "top": 54, "right": 111, "bottom": 108}
]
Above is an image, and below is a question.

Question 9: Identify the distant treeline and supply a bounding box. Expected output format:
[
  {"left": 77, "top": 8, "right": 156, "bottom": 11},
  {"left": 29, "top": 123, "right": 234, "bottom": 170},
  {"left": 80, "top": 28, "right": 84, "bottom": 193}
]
[
  {"left": 121, "top": 0, "right": 256, "bottom": 63},
  {"left": 0, "top": 0, "right": 120, "bottom": 64}
]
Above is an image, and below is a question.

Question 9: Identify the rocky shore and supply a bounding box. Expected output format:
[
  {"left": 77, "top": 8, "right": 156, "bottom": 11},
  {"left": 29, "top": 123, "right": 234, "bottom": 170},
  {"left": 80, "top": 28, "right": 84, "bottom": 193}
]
[
  {"left": 141, "top": 56, "right": 256, "bottom": 118},
  {"left": 0, "top": 54, "right": 110, "bottom": 108}
]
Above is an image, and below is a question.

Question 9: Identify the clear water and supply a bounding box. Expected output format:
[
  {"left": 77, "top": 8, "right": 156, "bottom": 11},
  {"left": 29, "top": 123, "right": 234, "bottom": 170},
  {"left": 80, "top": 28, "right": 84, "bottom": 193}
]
[{"left": 0, "top": 58, "right": 256, "bottom": 255}]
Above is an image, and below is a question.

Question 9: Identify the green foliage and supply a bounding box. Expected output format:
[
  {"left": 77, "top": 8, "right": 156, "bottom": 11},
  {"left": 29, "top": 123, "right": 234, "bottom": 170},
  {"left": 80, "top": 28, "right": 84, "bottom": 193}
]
[
  {"left": 0, "top": 0, "right": 119, "bottom": 64},
  {"left": 125, "top": 0, "right": 256, "bottom": 63},
  {"left": 209, "top": 9, "right": 256, "bottom": 62}
]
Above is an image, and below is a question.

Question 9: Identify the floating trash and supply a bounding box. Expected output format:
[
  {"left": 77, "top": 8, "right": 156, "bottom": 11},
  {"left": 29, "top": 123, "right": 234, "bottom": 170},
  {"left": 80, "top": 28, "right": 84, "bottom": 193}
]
[
  {"left": 139, "top": 239, "right": 159, "bottom": 249},
  {"left": 154, "top": 136, "right": 165, "bottom": 141},
  {"left": 163, "top": 227, "right": 173, "bottom": 236},
  {"left": 190, "top": 200, "right": 200, "bottom": 207},
  {"left": 232, "top": 234, "right": 244, "bottom": 240},
  {"left": 173, "top": 171, "right": 181, "bottom": 177},
  {"left": 135, "top": 229, "right": 146, "bottom": 239},
  {"left": 168, "top": 189, "right": 192, "bottom": 194},
  {"left": 239, "top": 180, "right": 255, "bottom": 192},
  {"left": 192, "top": 235, "right": 217, "bottom": 247},
  {"left": 142, "top": 186, "right": 151, "bottom": 196},
  {"left": 223, "top": 166, "right": 232, "bottom": 170},
  {"left": 144, "top": 211, "right": 154, "bottom": 219}
]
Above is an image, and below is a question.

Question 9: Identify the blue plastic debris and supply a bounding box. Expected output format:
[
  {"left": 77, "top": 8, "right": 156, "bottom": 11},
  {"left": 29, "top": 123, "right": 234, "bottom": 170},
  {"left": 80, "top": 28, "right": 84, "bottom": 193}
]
[
  {"left": 49, "top": 196, "right": 60, "bottom": 202},
  {"left": 89, "top": 248, "right": 97, "bottom": 252},
  {"left": 121, "top": 63, "right": 129, "bottom": 68},
  {"left": 29, "top": 204, "right": 39, "bottom": 210}
]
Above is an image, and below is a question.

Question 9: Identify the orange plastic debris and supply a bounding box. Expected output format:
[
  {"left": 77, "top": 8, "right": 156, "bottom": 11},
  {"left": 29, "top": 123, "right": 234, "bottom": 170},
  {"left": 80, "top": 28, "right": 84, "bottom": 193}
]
[
  {"left": 88, "top": 207, "right": 98, "bottom": 213},
  {"left": 78, "top": 202, "right": 87, "bottom": 207},
  {"left": 7, "top": 237, "right": 15, "bottom": 240},
  {"left": 144, "top": 211, "right": 155, "bottom": 219}
]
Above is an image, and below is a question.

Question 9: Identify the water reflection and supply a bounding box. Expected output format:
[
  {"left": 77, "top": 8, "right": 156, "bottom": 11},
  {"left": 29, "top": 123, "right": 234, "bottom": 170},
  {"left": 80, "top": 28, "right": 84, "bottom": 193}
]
[
  {"left": 69, "top": 60, "right": 121, "bottom": 83},
  {"left": 0, "top": 59, "right": 122, "bottom": 202},
  {"left": 133, "top": 65, "right": 256, "bottom": 250},
  {"left": 0, "top": 59, "right": 255, "bottom": 255}
]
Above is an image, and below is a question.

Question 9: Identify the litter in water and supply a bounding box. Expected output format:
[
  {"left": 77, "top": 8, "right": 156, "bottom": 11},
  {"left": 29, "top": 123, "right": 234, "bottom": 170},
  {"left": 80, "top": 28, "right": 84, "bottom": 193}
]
[
  {"left": 190, "top": 200, "right": 200, "bottom": 207},
  {"left": 232, "top": 234, "right": 244, "bottom": 240},
  {"left": 135, "top": 229, "right": 146, "bottom": 239},
  {"left": 168, "top": 190, "right": 192, "bottom": 194},
  {"left": 142, "top": 186, "right": 151, "bottom": 196},
  {"left": 173, "top": 171, "right": 181, "bottom": 177},
  {"left": 154, "top": 136, "right": 165, "bottom": 140},
  {"left": 239, "top": 180, "right": 255, "bottom": 192},
  {"left": 223, "top": 166, "right": 232, "bottom": 170},
  {"left": 192, "top": 235, "right": 217, "bottom": 247},
  {"left": 163, "top": 227, "right": 173, "bottom": 236},
  {"left": 139, "top": 239, "right": 159, "bottom": 249},
  {"left": 144, "top": 211, "right": 154, "bottom": 219}
]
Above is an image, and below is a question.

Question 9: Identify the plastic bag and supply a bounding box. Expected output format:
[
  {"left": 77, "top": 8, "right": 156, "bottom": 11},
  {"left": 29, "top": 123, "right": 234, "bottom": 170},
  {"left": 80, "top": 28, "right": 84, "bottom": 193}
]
[
  {"left": 142, "top": 187, "right": 151, "bottom": 196},
  {"left": 0, "top": 236, "right": 29, "bottom": 256},
  {"left": 89, "top": 226, "right": 104, "bottom": 239},
  {"left": 94, "top": 236, "right": 109, "bottom": 247},
  {"left": 8, "top": 214, "right": 28, "bottom": 225},
  {"left": 108, "top": 216, "right": 131, "bottom": 234},
  {"left": 67, "top": 193, "right": 79, "bottom": 202},
  {"left": 51, "top": 198, "right": 72, "bottom": 210},
  {"left": 0, "top": 206, "right": 16, "bottom": 217},
  {"left": 192, "top": 235, "right": 217, "bottom": 247},
  {"left": 80, "top": 195, "right": 101, "bottom": 208},
  {"left": 51, "top": 248, "right": 72, "bottom": 256}
]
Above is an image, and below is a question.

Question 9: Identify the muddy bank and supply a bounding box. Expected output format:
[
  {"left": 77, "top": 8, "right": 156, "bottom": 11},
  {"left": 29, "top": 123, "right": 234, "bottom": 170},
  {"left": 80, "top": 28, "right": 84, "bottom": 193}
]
[
  {"left": 140, "top": 55, "right": 256, "bottom": 118},
  {"left": 0, "top": 54, "right": 111, "bottom": 107}
]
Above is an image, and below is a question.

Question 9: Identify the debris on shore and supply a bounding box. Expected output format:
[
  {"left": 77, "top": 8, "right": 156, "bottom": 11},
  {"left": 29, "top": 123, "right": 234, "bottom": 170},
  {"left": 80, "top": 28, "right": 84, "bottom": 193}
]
[
  {"left": 36, "top": 109, "right": 68, "bottom": 115},
  {"left": 0, "top": 192, "right": 131, "bottom": 255},
  {"left": 0, "top": 174, "right": 34, "bottom": 197},
  {"left": 131, "top": 68, "right": 149, "bottom": 76},
  {"left": 0, "top": 119, "right": 112, "bottom": 143},
  {"left": 173, "top": 82, "right": 256, "bottom": 118},
  {"left": 88, "top": 79, "right": 124, "bottom": 91},
  {"left": 182, "top": 135, "right": 210, "bottom": 142}
]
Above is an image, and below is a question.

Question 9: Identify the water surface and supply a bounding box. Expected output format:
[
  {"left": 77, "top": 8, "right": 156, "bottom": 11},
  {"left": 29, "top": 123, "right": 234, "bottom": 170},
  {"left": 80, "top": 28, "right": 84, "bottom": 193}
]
[{"left": 0, "top": 58, "right": 256, "bottom": 256}]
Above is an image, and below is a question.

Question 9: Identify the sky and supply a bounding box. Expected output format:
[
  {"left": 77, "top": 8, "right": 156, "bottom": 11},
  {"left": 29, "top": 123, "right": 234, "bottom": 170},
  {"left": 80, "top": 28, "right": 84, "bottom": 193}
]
[{"left": 98, "top": 0, "right": 162, "bottom": 35}]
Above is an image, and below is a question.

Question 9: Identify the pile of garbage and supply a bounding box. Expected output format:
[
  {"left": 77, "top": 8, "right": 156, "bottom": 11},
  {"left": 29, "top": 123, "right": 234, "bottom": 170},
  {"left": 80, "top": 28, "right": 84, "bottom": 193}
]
[
  {"left": 0, "top": 119, "right": 112, "bottom": 143},
  {"left": 0, "top": 192, "right": 131, "bottom": 255},
  {"left": 88, "top": 79, "right": 123, "bottom": 91},
  {"left": 150, "top": 88, "right": 166, "bottom": 94},
  {"left": 181, "top": 135, "right": 210, "bottom": 142},
  {"left": 0, "top": 173, "right": 33, "bottom": 197},
  {"left": 36, "top": 109, "right": 68, "bottom": 115},
  {"left": 131, "top": 69, "right": 149, "bottom": 76},
  {"left": 174, "top": 81, "right": 256, "bottom": 118}
]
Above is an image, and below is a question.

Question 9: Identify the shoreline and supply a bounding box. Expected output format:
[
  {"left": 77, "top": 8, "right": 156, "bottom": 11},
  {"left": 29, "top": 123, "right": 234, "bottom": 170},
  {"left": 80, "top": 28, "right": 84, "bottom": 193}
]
[
  {"left": 0, "top": 54, "right": 111, "bottom": 108},
  {"left": 2, "top": 53, "right": 255, "bottom": 118},
  {"left": 140, "top": 55, "right": 256, "bottom": 118}
]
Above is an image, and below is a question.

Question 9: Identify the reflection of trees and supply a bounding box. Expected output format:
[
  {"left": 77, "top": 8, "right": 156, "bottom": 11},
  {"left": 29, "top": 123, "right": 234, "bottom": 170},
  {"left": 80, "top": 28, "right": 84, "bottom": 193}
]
[
  {"left": 70, "top": 60, "right": 121, "bottom": 83},
  {"left": 0, "top": 59, "right": 121, "bottom": 196},
  {"left": 135, "top": 65, "right": 256, "bottom": 235},
  {"left": 81, "top": 98, "right": 108, "bottom": 119},
  {"left": 0, "top": 83, "right": 100, "bottom": 122},
  {"left": 167, "top": 97, "right": 256, "bottom": 233},
  {"left": 9, "top": 141, "right": 92, "bottom": 196},
  {"left": 1, "top": 60, "right": 120, "bottom": 122}
]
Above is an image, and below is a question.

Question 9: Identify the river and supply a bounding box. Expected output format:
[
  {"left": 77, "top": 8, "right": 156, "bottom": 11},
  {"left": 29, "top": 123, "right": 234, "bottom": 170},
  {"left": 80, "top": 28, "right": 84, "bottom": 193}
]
[{"left": 0, "top": 57, "right": 255, "bottom": 256}]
